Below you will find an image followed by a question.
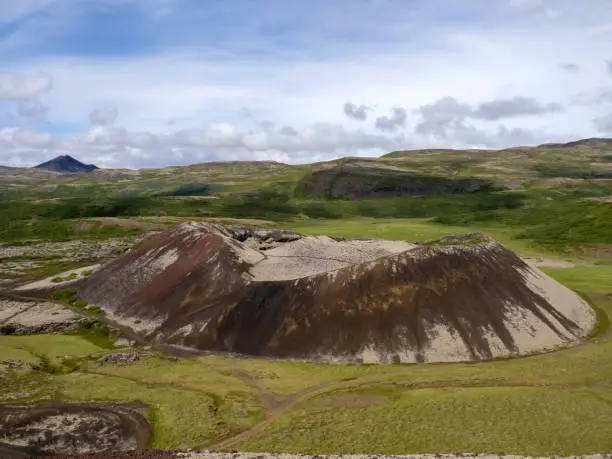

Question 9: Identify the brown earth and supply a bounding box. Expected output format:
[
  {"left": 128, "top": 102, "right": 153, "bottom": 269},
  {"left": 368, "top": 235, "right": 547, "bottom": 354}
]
[
  {"left": 68, "top": 223, "right": 595, "bottom": 364},
  {"left": 0, "top": 401, "right": 151, "bottom": 458}
]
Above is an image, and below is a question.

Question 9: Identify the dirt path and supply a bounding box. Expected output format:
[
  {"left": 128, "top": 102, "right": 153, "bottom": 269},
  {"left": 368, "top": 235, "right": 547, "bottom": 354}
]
[
  {"left": 206, "top": 376, "right": 587, "bottom": 451},
  {"left": 522, "top": 257, "right": 575, "bottom": 268},
  {"left": 228, "top": 370, "right": 286, "bottom": 413}
]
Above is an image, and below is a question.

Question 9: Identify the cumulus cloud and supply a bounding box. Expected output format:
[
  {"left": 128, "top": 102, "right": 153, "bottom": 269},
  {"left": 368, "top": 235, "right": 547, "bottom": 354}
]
[
  {"left": 460, "top": 124, "right": 539, "bottom": 148},
  {"left": 607, "top": 60, "right": 612, "bottom": 76},
  {"left": 411, "top": 94, "right": 562, "bottom": 147},
  {"left": 0, "top": 121, "right": 401, "bottom": 168},
  {"left": 343, "top": 102, "right": 370, "bottom": 121},
  {"left": 414, "top": 95, "right": 564, "bottom": 138},
  {"left": 89, "top": 107, "right": 119, "bottom": 126},
  {"left": 471, "top": 97, "right": 565, "bottom": 121},
  {"left": 559, "top": 62, "right": 580, "bottom": 73},
  {"left": 415, "top": 97, "right": 472, "bottom": 137},
  {"left": 174, "top": 122, "right": 397, "bottom": 154},
  {"left": 11, "top": 128, "right": 56, "bottom": 149},
  {"left": 375, "top": 107, "right": 407, "bottom": 132},
  {"left": 0, "top": 74, "right": 52, "bottom": 101}
]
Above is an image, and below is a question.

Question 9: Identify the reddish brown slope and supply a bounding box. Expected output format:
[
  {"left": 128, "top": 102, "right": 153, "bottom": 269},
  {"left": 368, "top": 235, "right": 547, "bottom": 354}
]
[{"left": 76, "top": 223, "right": 595, "bottom": 363}]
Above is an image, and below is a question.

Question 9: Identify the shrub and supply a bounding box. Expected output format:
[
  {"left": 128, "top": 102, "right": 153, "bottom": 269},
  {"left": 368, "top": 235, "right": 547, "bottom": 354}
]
[
  {"left": 0, "top": 324, "right": 17, "bottom": 335},
  {"left": 35, "top": 354, "right": 62, "bottom": 374},
  {"left": 52, "top": 289, "right": 77, "bottom": 303}
]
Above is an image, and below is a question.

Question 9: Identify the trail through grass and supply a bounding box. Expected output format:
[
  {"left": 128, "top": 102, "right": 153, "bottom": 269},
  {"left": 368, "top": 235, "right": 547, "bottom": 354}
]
[{"left": 235, "top": 387, "right": 612, "bottom": 455}]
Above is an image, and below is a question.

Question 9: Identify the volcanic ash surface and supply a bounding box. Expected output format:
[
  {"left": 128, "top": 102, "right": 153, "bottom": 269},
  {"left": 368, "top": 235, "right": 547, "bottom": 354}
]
[{"left": 75, "top": 222, "right": 596, "bottom": 364}]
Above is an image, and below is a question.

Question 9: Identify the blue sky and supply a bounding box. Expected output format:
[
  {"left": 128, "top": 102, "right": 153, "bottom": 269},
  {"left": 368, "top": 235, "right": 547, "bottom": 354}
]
[{"left": 1, "top": 0, "right": 612, "bottom": 168}]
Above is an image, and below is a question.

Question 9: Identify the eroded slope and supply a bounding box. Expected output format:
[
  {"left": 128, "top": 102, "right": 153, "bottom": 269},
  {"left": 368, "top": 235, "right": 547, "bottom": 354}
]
[{"left": 75, "top": 223, "right": 595, "bottom": 363}]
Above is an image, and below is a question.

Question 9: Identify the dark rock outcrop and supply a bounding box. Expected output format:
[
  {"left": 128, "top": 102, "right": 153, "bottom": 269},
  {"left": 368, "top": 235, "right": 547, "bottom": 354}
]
[{"left": 295, "top": 165, "right": 493, "bottom": 199}]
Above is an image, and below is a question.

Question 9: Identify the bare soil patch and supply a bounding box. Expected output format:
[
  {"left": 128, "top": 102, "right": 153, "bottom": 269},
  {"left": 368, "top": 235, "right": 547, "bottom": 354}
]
[
  {"left": 0, "top": 299, "right": 77, "bottom": 332},
  {"left": 202, "top": 217, "right": 277, "bottom": 226},
  {"left": 523, "top": 258, "right": 575, "bottom": 269},
  {"left": 583, "top": 196, "right": 612, "bottom": 203},
  {"left": 14, "top": 265, "right": 100, "bottom": 292}
]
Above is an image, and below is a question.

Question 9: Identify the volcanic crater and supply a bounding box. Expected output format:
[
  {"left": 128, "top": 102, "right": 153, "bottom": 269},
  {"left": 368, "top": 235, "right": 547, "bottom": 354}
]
[{"left": 74, "top": 222, "right": 596, "bottom": 364}]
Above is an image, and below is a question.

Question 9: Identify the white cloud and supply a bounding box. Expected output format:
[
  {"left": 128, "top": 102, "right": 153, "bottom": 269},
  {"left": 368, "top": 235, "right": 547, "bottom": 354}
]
[
  {"left": 0, "top": 74, "right": 52, "bottom": 101},
  {"left": 0, "top": 121, "right": 402, "bottom": 169},
  {"left": 344, "top": 102, "right": 370, "bottom": 121},
  {"left": 375, "top": 107, "right": 407, "bottom": 132},
  {"left": 11, "top": 128, "right": 56, "bottom": 148},
  {"left": 471, "top": 97, "right": 564, "bottom": 120}
]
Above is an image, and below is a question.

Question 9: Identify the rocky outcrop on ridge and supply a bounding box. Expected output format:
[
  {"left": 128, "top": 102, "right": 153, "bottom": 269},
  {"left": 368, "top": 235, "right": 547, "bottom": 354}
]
[
  {"left": 296, "top": 163, "right": 493, "bottom": 199},
  {"left": 75, "top": 223, "right": 596, "bottom": 364},
  {"left": 0, "top": 299, "right": 79, "bottom": 335}
]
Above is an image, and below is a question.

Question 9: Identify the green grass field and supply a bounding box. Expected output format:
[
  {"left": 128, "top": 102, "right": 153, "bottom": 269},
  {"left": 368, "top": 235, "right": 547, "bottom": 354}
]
[
  {"left": 237, "top": 387, "right": 612, "bottom": 455},
  {"left": 0, "top": 334, "right": 106, "bottom": 361},
  {"left": 283, "top": 217, "right": 555, "bottom": 258}
]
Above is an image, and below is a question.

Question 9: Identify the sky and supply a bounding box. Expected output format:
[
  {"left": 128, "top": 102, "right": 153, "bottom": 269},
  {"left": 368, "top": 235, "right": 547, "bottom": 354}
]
[{"left": 1, "top": 0, "right": 612, "bottom": 169}]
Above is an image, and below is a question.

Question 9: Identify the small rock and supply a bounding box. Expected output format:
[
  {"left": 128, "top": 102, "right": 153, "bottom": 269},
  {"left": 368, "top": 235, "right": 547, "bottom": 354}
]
[{"left": 97, "top": 352, "right": 139, "bottom": 364}]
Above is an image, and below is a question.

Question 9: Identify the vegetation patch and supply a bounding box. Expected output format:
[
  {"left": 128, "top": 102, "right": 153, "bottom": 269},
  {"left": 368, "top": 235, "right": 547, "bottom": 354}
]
[
  {"left": 51, "top": 272, "right": 79, "bottom": 283},
  {"left": 424, "top": 234, "right": 489, "bottom": 246},
  {"left": 234, "top": 387, "right": 612, "bottom": 455},
  {"left": 52, "top": 289, "right": 99, "bottom": 314}
]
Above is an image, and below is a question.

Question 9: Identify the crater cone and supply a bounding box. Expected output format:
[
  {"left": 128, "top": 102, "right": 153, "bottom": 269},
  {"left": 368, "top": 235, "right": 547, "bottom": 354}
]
[{"left": 76, "top": 222, "right": 596, "bottom": 364}]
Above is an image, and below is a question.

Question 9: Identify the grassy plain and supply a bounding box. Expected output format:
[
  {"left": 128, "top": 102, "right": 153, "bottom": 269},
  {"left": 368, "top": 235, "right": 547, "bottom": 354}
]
[{"left": 284, "top": 217, "right": 554, "bottom": 258}]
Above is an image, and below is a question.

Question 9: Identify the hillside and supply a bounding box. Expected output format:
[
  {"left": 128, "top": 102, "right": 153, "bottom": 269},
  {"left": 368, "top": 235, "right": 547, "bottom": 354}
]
[
  {"left": 0, "top": 137, "right": 610, "bottom": 200},
  {"left": 2, "top": 137, "right": 612, "bottom": 254}
]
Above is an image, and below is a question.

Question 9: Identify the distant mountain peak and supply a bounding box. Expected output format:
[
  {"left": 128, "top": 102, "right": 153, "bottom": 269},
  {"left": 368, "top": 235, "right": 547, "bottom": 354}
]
[{"left": 33, "top": 155, "right": 98, "bottom": 173}]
